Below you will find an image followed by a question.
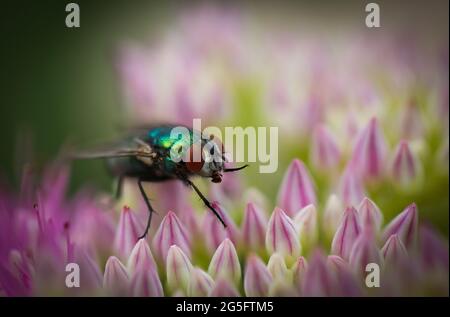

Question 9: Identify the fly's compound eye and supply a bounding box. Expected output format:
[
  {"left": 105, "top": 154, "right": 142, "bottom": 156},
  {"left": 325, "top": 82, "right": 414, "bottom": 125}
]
[{"left": 184, "top": 143, "right": 204, "bottom": 173}]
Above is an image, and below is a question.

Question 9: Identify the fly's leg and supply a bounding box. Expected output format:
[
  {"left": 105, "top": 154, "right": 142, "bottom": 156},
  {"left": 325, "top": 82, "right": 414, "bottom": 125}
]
[
  {"left": 137, "top": 178, "right": 155, "bottom": 240},
  {"left": 184, "top": 178, "right": 227, "bottom": 228}
]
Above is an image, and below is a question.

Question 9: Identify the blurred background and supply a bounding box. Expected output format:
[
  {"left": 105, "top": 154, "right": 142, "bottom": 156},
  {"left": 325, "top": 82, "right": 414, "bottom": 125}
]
[{"left": 0, "top": 0, "right": 448, "bottom": 234}]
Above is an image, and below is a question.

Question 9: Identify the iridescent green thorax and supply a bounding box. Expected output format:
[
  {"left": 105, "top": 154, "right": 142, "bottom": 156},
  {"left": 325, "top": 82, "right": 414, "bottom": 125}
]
[{"left": 146, "top": 126, "right": 202, "bottom": 172}]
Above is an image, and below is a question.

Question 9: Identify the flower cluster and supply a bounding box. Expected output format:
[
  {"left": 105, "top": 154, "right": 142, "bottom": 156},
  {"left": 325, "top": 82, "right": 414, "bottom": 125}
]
[
  {"left": 0, "top": 5, "right": 448, "bottom": 297},
  {"left": 0, "top": 159, "right": 448, "bottom": 296}
]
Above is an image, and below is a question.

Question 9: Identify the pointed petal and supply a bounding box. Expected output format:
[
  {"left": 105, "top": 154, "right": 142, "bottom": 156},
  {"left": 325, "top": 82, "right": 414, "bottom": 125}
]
[
  {"left": 203, "top": 202, "right": 239, "bottom": 252},
  {"left": 327, "top": 255, "right": 349, "bottom": 273},
  {"left": 291, "top": 256, "right": 308, "bottom": 292},
  {"left": 129, "top": 268, "right": 163, "bottom": 297},
  {"left": 357, "top": 197, "right": 383, "bottom": 232},
  {"left": 349, "top": 231, "right": 383, "bottom": 274},
  {"left": 293, "top": 204, "right": 318, "bottom": 246},
  {"left": 244, "top": 255, "right": 272, "bottom": 297},
  {"left": 350, "top": 117, "right": 387, "bottom": 179},
  {"left": 382, "top": 203, "right": 418, "bottom": 248},
  {"left": 381, "top": 234, "right": 408, "bottom": 265},
  {"left": 339, "top": 167, "right": 365, "bottom": 207},
  {"left": 265, "top": 207, "right": 301, "bottom": 259},
  {"left": 418, "top": 225, "right": 449, "bottom": 270},
  {"left": 127, "top": 239, "right": 157, "bottom": 274},
  {"left": 166, "top": 245, "right": 193, "bottom": 293},
  {"left": 209, "top": 278, "right": 240, "bottom": 297},
  {"left": 323, "top": 194, "right": 344, "bottom": 236},
  {"left": 331, "top": 206, "right": 362, "bottom": 260},
  {"left": 391, "top": 140, "right": 421, "bottom": 186},
  {"left": 103, "top": 256, "right": 129, "bottom": 296},
  {"left": 241, "top": 202, "right": 267, "bottom": 250},
  {"left": 302, "top": 250, "right": 336, "bottom": 296},
  {"left": 152, "top": 210, "right": 191, "bottom": 261},
  {"left": 113, "top": 206, "right": 144, "bottom": 259},
  {"left": 310, "top": 124, "right": 341, "bottom": 170},
  {"left": 208, "top": 239, "right": 241, "bottom": 284},
  {"left": 277, "top": 159, "right": 317, "bottom": 217},
  {"left": 189, "top": 268, "right": 215, "bottom": 297},
  {"left": 267, "top": 253, "right": 291, "bottom": 283},
  {"left": 327, "top": 255, "right": 364, "bottom": 297},
  {"left": 73, "top": 249, "right": 102, "bottom": 292}
]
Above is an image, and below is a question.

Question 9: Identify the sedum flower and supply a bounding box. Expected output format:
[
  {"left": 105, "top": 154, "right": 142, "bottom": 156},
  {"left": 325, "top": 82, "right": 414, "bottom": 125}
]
[
  {"left": 293, "top": 204, "right": 318, "bottom": 247},
  {"left": 209, "top": 278, "right": 240, "bottom": 297},
  {"left": 350, "top": 117, "right": 388, "bottom": 180},
  {"left": 382, "top": 203, "right": 418, "bottom": 248},
  {"left": 381, "top": 234, "right": 408, "bottom": 266},
  {"left": 391, "top": 140, "right": 422, "bottom": 188},
  {"left": 166, "top": 245, "right": 193, "bottom": 294},
  {"left": 129, "top": 268, "right": 163, "bottom": 297},
  {"left": 114, "top": 206, "right": 144, "bottom": 259},
  {"left": 349, "top": 231, "right": 383, "bottom": 274},
  {"left": 323, "top": 194, "right": 344, "bottom": 237},
  {"left": 0, "top": 6, "right": 448, "bottom": 298},
  {"left": 310, "top": 124, "right": 341, "bottom": 170},
  {"left": 127, "top": 239, "right": 157, "bottom": 274},
  {"left": 103, "top": 256, "right": 129, "bottom": 296},
  {"left": 208, "top": 239, "right": 241, "bottom": 285},
  {"left": 241, "top": 202, "right": 267, "bottom": 251},
  {"left": 277, "top": 159, "right": 317, "bottom": 217},
  {"left": 189, "top": 268, "right": 214, "bottom": 297},
  {"left": 265, "top": 207, "right": 301, "bottom": 261},
  {"left": 243, "top": 255, "right": 273, "bottom": 297},
  {"left": 357, "top": 197, "right": 383, "bottom": 233},
  {"left": 331, "top": 206, "right": 362, "bottom": 260},
  {"left": 152, "top": 210, "right": 191, "bottom": 261}
]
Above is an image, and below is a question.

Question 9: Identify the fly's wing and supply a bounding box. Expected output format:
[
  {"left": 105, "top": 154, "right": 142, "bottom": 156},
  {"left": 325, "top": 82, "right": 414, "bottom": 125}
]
[{"left": 70, "top": 138, "right": 155, "bottom": 161}]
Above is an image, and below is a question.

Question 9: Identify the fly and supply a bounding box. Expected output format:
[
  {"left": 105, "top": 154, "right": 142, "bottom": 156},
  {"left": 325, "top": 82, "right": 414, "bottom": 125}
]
[{"left": 73, "top": 124, "right": 248, "bottom": 240}]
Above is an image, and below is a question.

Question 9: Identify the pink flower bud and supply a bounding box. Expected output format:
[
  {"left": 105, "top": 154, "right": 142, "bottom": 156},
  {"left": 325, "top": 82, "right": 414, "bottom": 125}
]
[
  {"left": 267, "top": 253, "right": 291, "bottom": 282},
  {"left": 293, "top": 204, "right": 318, "bottom": 246},
  {"left": 291, "top": 256, "right": 308, "bottom": 292},
  {"left": 103, "top": 256, "right": 129, "bottom": 296},
  {"left": 242, "top": 202, "right": 267, "bottom": 250},
  {"left": 129, "top": 268, "right": 163, "bottom": 297},
  {"left": 189, "top": 268, "right": 214, "bottom": 297},
  {"left": 381, "top": 234, "right": 408, "bottom": 265},
  {"left": 127, "top": 239, "right": 157, "bottom": 274},
  {"left": 203, "top": 202, "right": 239, "bottom": 252},
  {"left": 113, "top": 206, "right": 144, "bottom": 259},
  {"left": 209, "top": 278, "right": 240, "bottom": 297},
  {"left": 277, "top": 159, "right": 317, "bottom": 217},
  {"left": 339, "top": 167, "right": 365, "bottom": 207},
  {"left": 152, "top": 211, "right": 191, "bottom": 261},
  {"left": 208, "top": 239, "right": 241, "bottom": 284},
  {"left": 418, "top": 225, "right": 449, "bottom": 270},
  {"left": 302, "top": 250, "right": 336, "bottom": 296},
  {"left": 382, "top": 203, "right": 418, "bottom": 248},
  {"left": 350, "top": 117, "right": 387, "bottom": 179},
  {"left": 327, "top": 255, "right": 363, "bottom": 296},
  {"left": 349, "top": 231, "right": 382, "bottom": 274},
  {"left": 357, "top": 197, "right": 383, "bottom": 232},
  {"left": 266, "top": 207, "right": 301, "bottom": 259},
  {"left": 331, "top": 207, "right": 362, "bottom": 260},
  {"left": 166, "top": 245, "right": 193, "bottom": 293},
  {"left": 244, "top": 255, "right": 273, "bottom": 297},
  {"left": 391, "top": 140, "right": 421, "bottom": 186},
  {"left": 310, "top": 124, "right": 341, "bottom": 170},
  {"left": 323, "top": 194, "right": 344, "bottom": 236},
  {"left": 327, "top": 255, "right": 349, "bottom": 273}
]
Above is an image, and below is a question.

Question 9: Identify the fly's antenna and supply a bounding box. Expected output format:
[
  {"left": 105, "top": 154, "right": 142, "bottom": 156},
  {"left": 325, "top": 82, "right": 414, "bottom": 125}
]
[{"left": 223, "top": 164, "right": 249, "bottom": 173}]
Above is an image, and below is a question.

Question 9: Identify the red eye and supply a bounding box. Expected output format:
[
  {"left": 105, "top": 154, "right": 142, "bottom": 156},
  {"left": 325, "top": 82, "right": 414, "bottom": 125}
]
[{"left": 184, "top": 144, "right": 204, "bottom": 173}]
